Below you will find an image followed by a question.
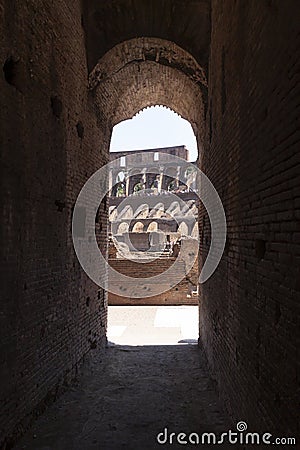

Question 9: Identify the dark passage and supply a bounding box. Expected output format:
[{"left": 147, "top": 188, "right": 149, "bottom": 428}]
[{"left": 15, "top": 346, "right": 229, "bottom": 450}]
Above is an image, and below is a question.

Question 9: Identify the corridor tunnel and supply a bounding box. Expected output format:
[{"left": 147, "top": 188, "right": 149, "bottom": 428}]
[{"left": 1, "top": 0, "right": 299, "bottom": 447}]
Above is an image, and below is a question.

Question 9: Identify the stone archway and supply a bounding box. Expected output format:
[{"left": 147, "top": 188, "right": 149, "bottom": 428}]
[
  {"left": 132, "top": 221, "right": 144, "bottom": 233},
  {"left": 89, "top": 37, "right": 206, "bottom": 151}
]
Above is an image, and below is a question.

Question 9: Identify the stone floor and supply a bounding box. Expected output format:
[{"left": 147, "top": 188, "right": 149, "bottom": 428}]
[
  {"left": 15, "top": 307, "right": 232, "bottom": 450},
  {"left": 107, "top": 306, "right": 199, "bottom": 345}
]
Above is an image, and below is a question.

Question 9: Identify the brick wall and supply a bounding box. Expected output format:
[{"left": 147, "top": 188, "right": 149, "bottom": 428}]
[
  {"left": 108, "top": 257, "right": 198, "bottom": 305},
  {"left": 199, "top": 0, "right": 299, "bottom": 436},
  {"left": 91, "top": 37, "right": 206, "bottom": 139},
  {"left": 0, "top": 1, "right": 108, "bottom": 446}
]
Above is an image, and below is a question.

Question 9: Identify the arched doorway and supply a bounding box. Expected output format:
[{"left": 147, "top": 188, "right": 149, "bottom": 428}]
[{"left": 91, "top": 37, "right": 204, "bottom": 345}]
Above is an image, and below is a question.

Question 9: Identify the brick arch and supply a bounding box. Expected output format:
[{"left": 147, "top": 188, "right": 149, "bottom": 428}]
[
  {"left": 118, "top": 205, "right": 133, "bottom": 219},
  {"left": 147, "top": 221, "right": 158, "bottom": 232},
  {"left": 89, "top": 37, "right": 207, "bottom": 90},
  {"left": 149, "top": 202, "right": 165, "bottom": 218},
  {"left": 90, "top": 37, "right": 206, "bottom": 144},
  {"left": 167, "top": 201, "right": 180, "bottom": 217},
  {"left": 117, "top": 222, "right": 129, "bottom": 234},
  {"left": 131, "top": 221, "right": 144, "bottom": 233},
  {"left": 133, "top": 204, "right": 149, "bottom": 219},
  {"left": 177, "top": 221, "right": 189, "bottom": 236},
  {"left": 191, "top": 222, "right": 199, "bottom": 238}
]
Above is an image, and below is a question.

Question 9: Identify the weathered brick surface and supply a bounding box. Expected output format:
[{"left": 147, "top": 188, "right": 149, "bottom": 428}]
[
  {"left": 0, "top": 1, "right": 108, "bottom": 447},
  {"left": 199, "top": 0, "right": 300, "bottom": 436},
  {"left": 108, "top": 257, "right": 198, "bottom": 305},
  {"left": 91, "top": 37, "right": 206, "bottom": 139}
]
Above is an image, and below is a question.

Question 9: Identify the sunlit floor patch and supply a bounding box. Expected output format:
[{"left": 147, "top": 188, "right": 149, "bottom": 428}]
[
  {"left": 107, "top": 325, "right": 127, "bottom": 338},
  {"left": 107, "top": 305, "right": 198, "bottom": 345}
]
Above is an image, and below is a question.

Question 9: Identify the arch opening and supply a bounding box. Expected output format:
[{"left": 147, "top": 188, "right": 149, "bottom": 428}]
[
  {"left": 96, "top": 36, "right": 203, "bottom": 344},
  {"left": 90, "top": 37, "right": 206, "bottom": 157}
]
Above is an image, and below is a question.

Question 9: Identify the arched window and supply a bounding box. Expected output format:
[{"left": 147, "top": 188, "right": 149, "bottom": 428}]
[
  {"left": 116, "top": 171, "right": 125, "bottom": 183},
  {"left": 116, "top": 183, "right": 125, "bottom": 197},
  {"left": 191, "top": 222, "right": 199, "bottom": 238},
  {"left": 147, "top": 222, "right": 158, "bottom": 232},
  {"left": 177, "top": 222, "right": 188, "bottom": 236},
  {"left": 167, "top": 180, "right": 177, "bottom": 192},
  {"left": 118, "top": 205, "right": 133, "bottom": 219},
  {"left": 133, "top": 182, "right": 144, "bottom": 193},
  {"left": 132, "top": 221, "right": 144, "bottom": 233},
  {"left": 117, "top": 222, "right": 129, "bottom": 234},
  {"left": 134, "top": 204, "right": 149, "bottom": 219},
  {"left": 149, "top": 203, "right": 164, "bottom": 218}
]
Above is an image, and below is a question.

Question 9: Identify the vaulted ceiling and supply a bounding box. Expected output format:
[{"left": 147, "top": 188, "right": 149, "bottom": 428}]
[{"left": 83, "top": 0, "right": 211, "bottom": 73}]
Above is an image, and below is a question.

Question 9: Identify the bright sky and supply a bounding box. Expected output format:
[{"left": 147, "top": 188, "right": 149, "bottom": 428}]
[{"left": 110, "top": 106, "right": 198, "bottom": 161}]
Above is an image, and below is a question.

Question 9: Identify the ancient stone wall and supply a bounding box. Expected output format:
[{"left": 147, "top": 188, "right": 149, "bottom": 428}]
[
  {"left": 199, "top": 0, "right": 299, "bottom": 435},
  {"left": 108, "top": 257, "right": 198, "bottom": 305}
]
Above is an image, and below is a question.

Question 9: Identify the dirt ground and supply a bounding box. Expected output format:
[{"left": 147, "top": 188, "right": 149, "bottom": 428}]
[{"left": 14, "top": 344, "right": 231, "bottom": 450}]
